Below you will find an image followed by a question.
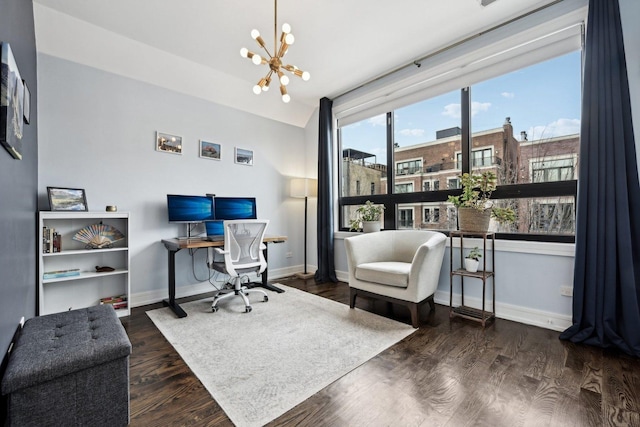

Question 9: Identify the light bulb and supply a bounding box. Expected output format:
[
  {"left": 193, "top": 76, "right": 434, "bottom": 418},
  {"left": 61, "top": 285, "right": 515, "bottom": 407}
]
[
  {"left": 282, "top": 94, "right": 291, "bottom": 103},
  {"left": 302, "top": 71, "right": 310, "bottom": 81},
  {"left": 263, "top": 84, "right": 269, "bottom": 92},
  {"left": 252, "top": 54, "right": 262, "bottom": 65},
  {"left": 253, "top": 85, "right": 262, "bottom": 95},
  {"left": 282, "top": 23, "right": 291, "bottom": 33},
  {"left": 285, "top": 33, "right": 295, "bottom": 45},
  {"left": 251, "top": 29, "right": 260, "bottom": 39},
  {"left": 240, "top": 48, "right": 248, "bottom": 58},
  {"left": 280, "top": 74, "right": 290, "bottom": 86}
]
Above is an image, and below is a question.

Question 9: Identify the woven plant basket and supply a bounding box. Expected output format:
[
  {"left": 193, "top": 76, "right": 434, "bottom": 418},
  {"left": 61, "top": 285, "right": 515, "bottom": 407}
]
[{"left": 458, "top": 207, "right": 491, "bottom": 232}]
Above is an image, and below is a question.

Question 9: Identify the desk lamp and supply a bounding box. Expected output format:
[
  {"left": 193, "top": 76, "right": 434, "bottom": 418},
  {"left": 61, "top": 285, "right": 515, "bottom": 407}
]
[{"left": 291, "top": 178, "right": 317, "bottom": 279}]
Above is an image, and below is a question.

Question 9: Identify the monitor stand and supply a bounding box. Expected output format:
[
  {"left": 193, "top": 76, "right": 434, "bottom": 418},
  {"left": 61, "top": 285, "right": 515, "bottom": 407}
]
[{"left": 177, "top": 223, "right": 204, "bottom": 240}]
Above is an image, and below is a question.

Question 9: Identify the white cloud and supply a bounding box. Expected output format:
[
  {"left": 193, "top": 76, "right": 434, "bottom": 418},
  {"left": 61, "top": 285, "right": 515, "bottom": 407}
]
[
  {"left": 398, "top": 128, "right": 425, "bottom": 137},
  {"left": 442, "top": 103, "right": 460, "bottom": 118},
  {"left": 472, "top": 101, "right": 491, "bottom": 116},
  {"left": 527, "top": 118, "right": 581, "bottom": 139},
  {"left": 501, "top": 92, "right": 515, "bottom": 99},
  {"left": 442, "top": 102, "right": 491, "bottom": 119}
]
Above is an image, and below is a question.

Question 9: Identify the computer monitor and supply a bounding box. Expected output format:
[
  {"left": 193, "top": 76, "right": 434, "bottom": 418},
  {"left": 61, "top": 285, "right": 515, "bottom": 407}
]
[
  {"left": 166, "top": 194, "right": 215, "bottom": 223},
  {"left": 213, "top": 197, "right": 257, "bottom": 220}
]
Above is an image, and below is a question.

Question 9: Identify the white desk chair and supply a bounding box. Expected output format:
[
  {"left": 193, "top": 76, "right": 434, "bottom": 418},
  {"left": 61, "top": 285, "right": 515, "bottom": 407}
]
[{"left": 208, "top": 219, "right": 269, "bottom": 313}]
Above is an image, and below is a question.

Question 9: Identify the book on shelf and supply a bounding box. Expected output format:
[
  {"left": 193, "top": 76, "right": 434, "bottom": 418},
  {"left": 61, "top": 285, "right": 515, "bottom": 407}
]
[
  {"left": 43, "top": 268, "right": 80, "bottom": 280},
  {"left": 100, "top": 294, "right": 128, "bottom": 310},
  {"left": 42, "top": 227, "right": 62, "bottom": 253}
]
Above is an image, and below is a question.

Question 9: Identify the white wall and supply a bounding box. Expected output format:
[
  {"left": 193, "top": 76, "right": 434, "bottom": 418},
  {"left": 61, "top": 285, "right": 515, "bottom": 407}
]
[{"left": 37, "top": 54, "right": 310, "bottom": 305}]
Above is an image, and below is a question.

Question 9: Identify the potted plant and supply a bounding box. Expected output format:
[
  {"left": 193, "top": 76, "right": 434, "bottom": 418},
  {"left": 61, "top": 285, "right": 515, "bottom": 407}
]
[
  {"left": 464, "top": 247, "right": 482, "bottom": 272},
  {"left": 447, "top": 171, "right": 515, "bottom": 232},
  {"left": 349, "top": 200, "right": 385, "bottom": 233}
]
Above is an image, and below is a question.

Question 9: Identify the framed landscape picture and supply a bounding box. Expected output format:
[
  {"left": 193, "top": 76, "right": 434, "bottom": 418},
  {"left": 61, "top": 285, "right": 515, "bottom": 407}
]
[
  {"left": 47, "top": 187, "right": 89, "bottom": 211},
  {"left": 156, "top": 132, "right": 182, "bottom": 154},
  {"left": 235, "top": 147, "right": 253, "bottom": 166},
  {"left": 1, "top": 43, "right": 25, "bottom": 160},
  {"left": 199, "top": 140, "right": 221, "bottom": 160}
]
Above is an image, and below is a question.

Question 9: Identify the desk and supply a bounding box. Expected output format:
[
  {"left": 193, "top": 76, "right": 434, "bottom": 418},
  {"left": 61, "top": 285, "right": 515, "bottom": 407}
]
[{"left": 161, "top": 235, "right": 287, "bottom": 318}]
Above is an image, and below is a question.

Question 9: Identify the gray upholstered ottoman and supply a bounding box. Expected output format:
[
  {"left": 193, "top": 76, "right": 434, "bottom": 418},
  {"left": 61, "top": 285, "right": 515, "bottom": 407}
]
[{"left": 1, "top": 305, "right": 131, "bottom": 427}]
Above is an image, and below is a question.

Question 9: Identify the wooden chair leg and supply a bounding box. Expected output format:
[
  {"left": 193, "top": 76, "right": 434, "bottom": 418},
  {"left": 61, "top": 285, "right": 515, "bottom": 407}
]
[
  {"left": 428, "top": 295, "right": 435, "bottom": 312},
  {"left": 349, "top": 288, "right": 357, "bottom": 308},
  {"left": 408, "top": 303, "right": 420, "bottom": 328}
]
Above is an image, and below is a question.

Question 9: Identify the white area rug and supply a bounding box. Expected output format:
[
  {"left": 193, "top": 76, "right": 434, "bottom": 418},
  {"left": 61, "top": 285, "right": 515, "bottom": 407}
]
[{"left": 146, "top": 284, "right": 415, "bottom": 427}]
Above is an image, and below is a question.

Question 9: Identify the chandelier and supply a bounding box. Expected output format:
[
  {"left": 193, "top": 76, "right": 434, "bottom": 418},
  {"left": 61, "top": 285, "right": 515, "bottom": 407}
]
[{"left": 240, "top": 0, "right": 310, "bottom": 103}]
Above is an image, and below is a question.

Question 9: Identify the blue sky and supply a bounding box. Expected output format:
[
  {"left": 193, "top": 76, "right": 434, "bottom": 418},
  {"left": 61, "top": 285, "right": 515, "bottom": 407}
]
[{"left": 342, "top": 51, "right": 582, "bottom": 155}]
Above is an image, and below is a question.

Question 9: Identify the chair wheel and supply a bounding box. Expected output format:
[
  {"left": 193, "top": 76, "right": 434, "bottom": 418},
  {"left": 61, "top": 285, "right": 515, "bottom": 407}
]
[
  {"left": 212, "top": 306, "right": 219, "bottom": 313},
  {"left": 263, "top": 295, "right": 269, "bottom": 302},
  {"left": 245, "top": 306, "right": 252, "bottom": 313}
]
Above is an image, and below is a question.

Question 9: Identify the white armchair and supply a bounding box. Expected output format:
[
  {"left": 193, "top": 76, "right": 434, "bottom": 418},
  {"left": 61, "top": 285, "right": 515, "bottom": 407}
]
[{"left": 344, "top": 230, "right": 447, "bottom": 328}]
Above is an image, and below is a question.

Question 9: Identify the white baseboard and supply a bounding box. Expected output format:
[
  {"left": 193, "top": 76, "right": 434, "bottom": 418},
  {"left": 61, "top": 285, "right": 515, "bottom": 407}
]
[
  {"left": 434, "top": 290, "right": 571, "bottom": 332},
  {"left": 336, "top": 269, "right": 571, "bottom": 332},
  {"left": 130, "top": 266, "right": 300, "bottom": 308}
]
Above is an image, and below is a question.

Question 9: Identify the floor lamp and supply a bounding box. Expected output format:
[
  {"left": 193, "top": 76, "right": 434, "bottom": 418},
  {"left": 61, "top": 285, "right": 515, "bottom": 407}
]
[{"left": 291, "top": 178, "right": 317, "bottom": 280}]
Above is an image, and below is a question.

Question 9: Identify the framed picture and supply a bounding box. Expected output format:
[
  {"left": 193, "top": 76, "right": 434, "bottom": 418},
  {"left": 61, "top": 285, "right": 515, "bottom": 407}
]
[
  {"left": 199, "top": 140, "right": 221, "bottom": 160},
  {"left": 47, "top": 187, "right": 89, "bottom": 211},
  {"left": 156, "top": 132, "right": 182, "bottom": 154},
  {"left": 235, "top": 147, "right": 253, "bottom": 166},
  {"left": 23, "top": 80, "right": 30, "bottom": 124},
  {"left": 1, "top": 43, "right": 24, "bottom": 160}
]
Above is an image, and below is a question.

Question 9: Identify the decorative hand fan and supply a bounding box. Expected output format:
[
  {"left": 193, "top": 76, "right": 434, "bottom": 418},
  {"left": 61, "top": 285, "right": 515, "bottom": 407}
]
[{"left": 73, "top": 222, "right": 125, "bottom": 249}]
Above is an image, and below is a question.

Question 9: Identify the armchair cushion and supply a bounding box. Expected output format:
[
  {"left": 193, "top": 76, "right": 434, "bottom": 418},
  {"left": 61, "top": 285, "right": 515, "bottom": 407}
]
[{"left": 355, "top": 262, "right": 410, "bottom": 288}]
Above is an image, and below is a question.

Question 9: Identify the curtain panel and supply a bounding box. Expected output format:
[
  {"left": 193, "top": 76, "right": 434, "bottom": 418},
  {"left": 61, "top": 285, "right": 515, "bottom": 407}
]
[
  {"left": 314, "top": 97, "right": 338, "bottom": 283},
  {"left": 559, "top": 0, "right": 640, "bottom": 356}
]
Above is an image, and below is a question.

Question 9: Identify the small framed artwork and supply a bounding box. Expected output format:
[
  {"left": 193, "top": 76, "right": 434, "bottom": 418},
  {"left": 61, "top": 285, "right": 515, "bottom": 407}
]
[
  {"left": 47, "top": 187, "right": 89, "bottom": 211},
  {"left": 1, "top": 42, "right": 24, "bottom": 160},
  {"left": 156, "top": 132, "right": 182, "bottom": 154},
  {"left": 235, "top": 147, "right": 253, "bottom": 166},
  {"left": 23, "top": 80, "right": 30, "bottom": 124},
  {"left": 199, "top": 140, "right": 221, "bottom": 160}
]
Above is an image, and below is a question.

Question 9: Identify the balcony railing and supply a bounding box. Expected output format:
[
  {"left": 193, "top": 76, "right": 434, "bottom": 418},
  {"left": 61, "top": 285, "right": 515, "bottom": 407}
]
[{"left": 422, "top": 156, "right": 503, "bottom": 173}]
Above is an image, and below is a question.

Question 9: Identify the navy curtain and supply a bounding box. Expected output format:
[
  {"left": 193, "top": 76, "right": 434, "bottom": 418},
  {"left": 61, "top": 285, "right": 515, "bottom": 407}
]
[
  {"left": 560, "top": 0, "right": 640, "bottom": 357},
  {"left": 314, "top": 97, "right": 338, "bottom": 283}
]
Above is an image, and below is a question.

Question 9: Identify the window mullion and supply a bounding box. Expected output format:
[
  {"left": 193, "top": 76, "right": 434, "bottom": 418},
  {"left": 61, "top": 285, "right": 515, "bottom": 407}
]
[{"left": 461, "top": 87, "right": 471, "bottom": 174}]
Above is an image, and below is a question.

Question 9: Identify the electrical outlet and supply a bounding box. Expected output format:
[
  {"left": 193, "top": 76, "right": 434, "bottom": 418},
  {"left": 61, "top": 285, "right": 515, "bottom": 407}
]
[
  {"left": 560, "top": 286, "right": 573, "bottom": 297},
  {"left": 286, "top": 251, "right": 293, "bottom": 258}
]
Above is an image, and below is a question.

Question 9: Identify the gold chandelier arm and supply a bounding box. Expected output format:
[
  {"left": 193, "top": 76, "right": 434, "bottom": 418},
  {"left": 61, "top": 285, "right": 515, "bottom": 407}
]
[{"left": 283, "top": 64, "right": 309, "bottom": 79}]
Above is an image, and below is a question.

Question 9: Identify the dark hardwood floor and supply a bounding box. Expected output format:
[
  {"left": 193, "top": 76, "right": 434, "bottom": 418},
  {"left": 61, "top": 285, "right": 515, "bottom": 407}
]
[{"left": 121, "top": 277, "right": 640, "bottom": 426}]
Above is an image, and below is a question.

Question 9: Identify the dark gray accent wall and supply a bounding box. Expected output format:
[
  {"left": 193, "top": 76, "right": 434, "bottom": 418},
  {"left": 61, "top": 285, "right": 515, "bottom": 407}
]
[{"left": 0, "top": 0, "right": 38, "bottom": 362}]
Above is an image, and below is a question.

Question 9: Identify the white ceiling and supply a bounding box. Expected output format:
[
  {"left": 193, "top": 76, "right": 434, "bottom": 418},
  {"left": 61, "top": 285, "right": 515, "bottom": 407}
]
[{"left": 32, "top": 0, "right": 557, "bottom": 127}]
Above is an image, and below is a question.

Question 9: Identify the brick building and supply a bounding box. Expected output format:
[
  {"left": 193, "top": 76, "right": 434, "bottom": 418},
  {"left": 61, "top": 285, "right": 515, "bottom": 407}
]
[{"left": 342, "top": 117, "right": 579, "bottom": 232}]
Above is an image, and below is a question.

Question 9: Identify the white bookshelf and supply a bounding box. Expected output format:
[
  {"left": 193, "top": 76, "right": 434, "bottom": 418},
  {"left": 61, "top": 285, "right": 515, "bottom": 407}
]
[{"left": 38, "top": 211, "right": 130, "bottom": 317}]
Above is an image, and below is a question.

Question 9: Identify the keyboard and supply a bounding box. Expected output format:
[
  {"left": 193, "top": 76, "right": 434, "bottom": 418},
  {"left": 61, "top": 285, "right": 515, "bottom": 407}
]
[{"left": 206, "top": 235, "right": 224, "bottom": 242}]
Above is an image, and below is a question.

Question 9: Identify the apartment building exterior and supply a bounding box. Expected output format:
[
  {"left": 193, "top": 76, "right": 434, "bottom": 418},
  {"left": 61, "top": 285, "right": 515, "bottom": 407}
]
[{"left": 342, "top": 117, "right": 579, "bottom": 233}]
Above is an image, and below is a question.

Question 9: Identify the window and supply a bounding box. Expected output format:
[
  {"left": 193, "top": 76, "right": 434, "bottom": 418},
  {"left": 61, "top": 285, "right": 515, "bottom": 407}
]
[
  {"left": 337, "top": 45, "right": 581, "bottom": 242},
  {"left": 398, "top": 208, "right": 414, "bottom": 229},
  {"left": 423, "top": 180, "right": 440, "bottom": 192},
  {"left": 340, "top": 114, "right": 387, "bottom": 198},
  {"left": 395, "top": 183, "right": 413, "bottom": 193},
  {"left": 424, "top": 207, "right": 440, "bottom": 223},
  {"left": 531, "top": 156, "right": 576, "bottom": 183},
  {"left": 370, "top": 182, "right": 375, "bottom": 195},
  {"left": 529, "top": 198, "right": 575, "bottom": 233},
  {"left": 396, "top": 160, "right": 422, "bottom": 175}
]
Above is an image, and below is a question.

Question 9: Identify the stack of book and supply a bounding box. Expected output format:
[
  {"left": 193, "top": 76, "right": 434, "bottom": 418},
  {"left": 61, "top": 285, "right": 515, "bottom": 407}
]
[
  {"left": 42, "top": 227, "right": 62, "bottom": 253},
  {"left": 43, "top": 268, "right": 80, "bottom": 280},
  {"left": 100, "top": 294, "right": 128, "bottom": 310}
]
